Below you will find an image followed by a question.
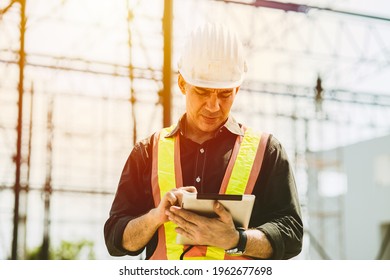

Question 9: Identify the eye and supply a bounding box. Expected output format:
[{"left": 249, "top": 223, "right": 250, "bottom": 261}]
[
  {"left": 219, "top": 91, "right": 232, "bottom": 98},
  {"left": 194, "top": 88, "right": 209, "bottom": 96}
]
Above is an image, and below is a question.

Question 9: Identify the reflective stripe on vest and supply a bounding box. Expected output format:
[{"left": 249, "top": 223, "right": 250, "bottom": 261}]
[{"left": 150, "top": 125, "right": 269, "bottom": 260}]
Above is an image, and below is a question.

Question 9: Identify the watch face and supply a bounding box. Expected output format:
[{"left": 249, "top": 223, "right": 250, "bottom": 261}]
[{"left": 226, "top": 248, "right": 243, "bottom": 255}]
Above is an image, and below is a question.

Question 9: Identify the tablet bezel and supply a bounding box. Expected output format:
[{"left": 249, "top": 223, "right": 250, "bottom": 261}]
[{"left": 176, "top": 191, "right": 255, "bottom": 245}]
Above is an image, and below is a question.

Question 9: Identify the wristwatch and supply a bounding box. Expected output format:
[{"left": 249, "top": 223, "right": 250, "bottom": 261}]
[{"left": 225, "top": 227, "right": 247, "bottom": 255}]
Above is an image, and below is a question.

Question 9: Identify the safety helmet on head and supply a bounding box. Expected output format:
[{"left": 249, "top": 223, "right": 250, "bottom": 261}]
[{"left": 178, "top": 22, "right": 247, "bottom": 89}]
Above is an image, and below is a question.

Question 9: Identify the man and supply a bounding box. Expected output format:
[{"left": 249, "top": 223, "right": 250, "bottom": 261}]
[{"left": 104, "top": 23, "right": 303, "bottom": 260}]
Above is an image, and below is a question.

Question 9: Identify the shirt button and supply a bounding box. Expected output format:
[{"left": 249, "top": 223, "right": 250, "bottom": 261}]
[
  {"left": 200, "top": 148, "right": 204, "bottom": 154},
  {"left": 196, "top": 176, "right": 201, "bottom": 183}
]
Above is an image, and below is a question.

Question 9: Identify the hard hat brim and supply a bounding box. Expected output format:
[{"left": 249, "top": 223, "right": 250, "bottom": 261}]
[{"left": 179, "top": 71, "right": 244, "bottom": 89}]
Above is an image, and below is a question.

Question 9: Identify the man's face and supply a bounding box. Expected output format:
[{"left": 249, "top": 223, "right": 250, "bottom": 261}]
[{"left": 182, "top": 80, "right": 238, "bottom": 135}]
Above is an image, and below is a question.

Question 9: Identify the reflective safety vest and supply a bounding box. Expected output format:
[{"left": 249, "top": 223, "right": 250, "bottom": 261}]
[{"left": 150, "top": 125, "right": 269, "bottom": 260}]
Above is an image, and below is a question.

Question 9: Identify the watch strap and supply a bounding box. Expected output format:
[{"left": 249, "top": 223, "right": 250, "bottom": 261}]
[{"left": 225, "top": 227, "right": 247, "bottom": 255}]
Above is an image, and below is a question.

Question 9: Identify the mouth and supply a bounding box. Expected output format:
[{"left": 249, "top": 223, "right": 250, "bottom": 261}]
[{"left": 201, "top": 115, "right": 219, "bottom": 123}]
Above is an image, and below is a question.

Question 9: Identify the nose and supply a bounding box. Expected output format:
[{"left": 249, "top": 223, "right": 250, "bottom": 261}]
[{"left": 205, "top": 94, "right": 220, "bottom": 113}]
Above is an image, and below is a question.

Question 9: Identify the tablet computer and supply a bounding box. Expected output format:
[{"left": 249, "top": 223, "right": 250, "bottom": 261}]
[{"left": 176, "top": 191, "right": 255, "bottom": 245}]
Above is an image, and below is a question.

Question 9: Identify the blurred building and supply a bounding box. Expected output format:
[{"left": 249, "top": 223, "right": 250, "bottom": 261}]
[{"left": 307, "top": 134, "right": 390, "bottom": 259}]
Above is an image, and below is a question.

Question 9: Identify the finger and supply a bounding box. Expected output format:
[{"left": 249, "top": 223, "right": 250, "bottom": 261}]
[
  {"left": 169, "top": 205, "right": 206, "bottom": 225},
  {"left": 179, "top": 186, "right": 197, "bottom": 193},
  {"left": 165, "top": 191, "right": 178, "bottom": 206},
  {"left": 168, "top": 207, "right": 197, "bottom": 229},
  {"left": 213, "top": 201, "right": 233, "bottom": 224},
  {"left": 167, "top": 209, "right": 196, "bottom": 233},
  {"left": 174, "top": 187, "right": 197, "bottom": 206}
]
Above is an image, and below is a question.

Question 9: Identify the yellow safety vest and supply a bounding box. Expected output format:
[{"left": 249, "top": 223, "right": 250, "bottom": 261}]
[{"left": 150, "top": 125, "right": 269, "bottom": 260}]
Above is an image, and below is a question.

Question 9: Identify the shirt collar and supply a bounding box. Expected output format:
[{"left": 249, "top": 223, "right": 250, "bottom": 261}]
[
  {"left": 165, "top": 115, "right": 185, "bottom": 138},
  {"left": 165, "top": 114, "right": 244, "bottom": 138}
]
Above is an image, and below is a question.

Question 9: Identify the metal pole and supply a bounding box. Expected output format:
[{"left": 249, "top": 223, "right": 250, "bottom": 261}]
[
  {"left": 126, "top": 1, "right": 137, "bottom": 145},
  {"left": 220, "top": 0, "right": 390, "bottom": 22},
  {"left": 12, "top": 0, "right": 26, "bottom": 260},
  {"left": 162, "top": 0, "right": 173, "bottom": 127},
  {"left": 40, "top": 95, "right": 53, "bottom": 260}
]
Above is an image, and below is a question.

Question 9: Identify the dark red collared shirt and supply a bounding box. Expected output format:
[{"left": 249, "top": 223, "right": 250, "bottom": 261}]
[{"left": 104, "top": 115, "right": 303, "bottom": 259}]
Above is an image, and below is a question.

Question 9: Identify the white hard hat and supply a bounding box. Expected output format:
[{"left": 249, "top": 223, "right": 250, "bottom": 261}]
[{"left": 178, "top": 22, "right": 247, "bottom": 89}]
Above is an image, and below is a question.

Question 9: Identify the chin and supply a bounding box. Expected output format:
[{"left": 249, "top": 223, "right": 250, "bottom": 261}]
[{"left": 199, "top": 124, "right": 219, "bottom": 133}]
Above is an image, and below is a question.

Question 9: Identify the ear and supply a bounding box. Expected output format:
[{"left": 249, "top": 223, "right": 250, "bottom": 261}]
[
  {"left": 178, "top": 74, "right": 187, "bottom": 95},
  {"left": 235, "top": 86, "right": 240, "bottom": 94}
]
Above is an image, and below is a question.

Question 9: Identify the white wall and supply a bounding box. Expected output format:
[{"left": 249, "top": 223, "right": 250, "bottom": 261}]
[
  {"left": 343, "top": 135, "right": 390, "bottom": 259},
  {"left": 307, "top": 134, "right": 390, "bottom": 259}
]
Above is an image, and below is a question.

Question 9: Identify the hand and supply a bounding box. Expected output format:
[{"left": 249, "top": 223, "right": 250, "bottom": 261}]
[
  {"left": 121, "top": 186, "right": 197, "bottom": 252},
  {"left": 166, "top": 201, "right": 239, "bottom": 250},
  {"left": 154, "top": 186, "right": 197, "bottom": 226}
]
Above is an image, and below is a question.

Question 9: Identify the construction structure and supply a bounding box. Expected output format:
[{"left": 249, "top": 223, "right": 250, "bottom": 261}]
[{"left": 1, "top": 0, "right": 390, "bottom": 259}]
